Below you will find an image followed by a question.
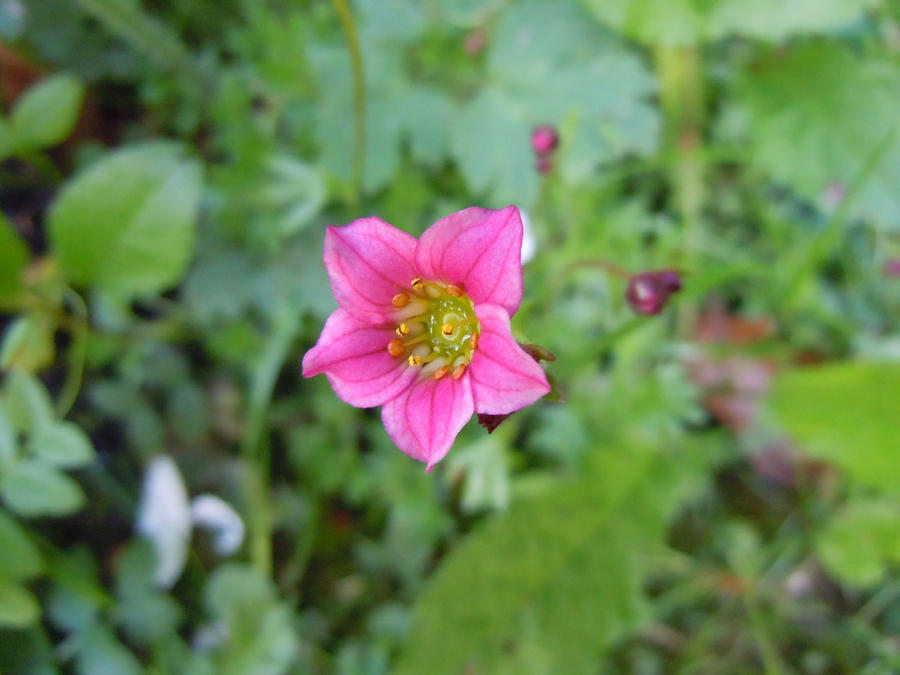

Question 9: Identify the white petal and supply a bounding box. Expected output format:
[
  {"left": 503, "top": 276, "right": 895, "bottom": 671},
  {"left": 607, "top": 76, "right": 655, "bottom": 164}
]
[
  {"left": 190, "top": 494, "right": 245, "bottom": 556},
  {"left": 520, "top": 208, "right": 537, "bottom": 264},
  {"left": 136, "top": 455, "right": 191, "bottom": 588}
]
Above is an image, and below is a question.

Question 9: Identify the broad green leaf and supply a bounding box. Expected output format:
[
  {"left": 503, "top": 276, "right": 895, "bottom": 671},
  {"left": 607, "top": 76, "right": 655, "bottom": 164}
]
[
  {"left": 1, "top": 460, "right": 86, "bottom": 517},
  {"left": 770, "top": 362, "right": 900, "bottom": 493},
  {"left": 478, "top": 0, "right": 658, "bottom": 188},
  {"left": 448, "top": 435, "right": 510, "bottom": 514},
  {"left": 205, "top": 564, "right": 299, "bottom": 675},
  {"left": 395, "top": 443, "right": 704, "bottom": 673},
  {"left": 0, "top": 511, "right": 43, "bottom": 579},
  {"left": 580, "top": 0, "right": 878, "bottom": 45},
  {"left": 10, "top": 73, "right": 85, "bottom": 150},
  {"left": 48, "top": 142, "right": 203, "bottom": 298},
  {"left": 0, "top": 314, "right": 56, "bottom": 373},
  {"left": 0, "top": 212, "right": 29, "bottom": 304},
  {"left": 710, "top": 0, "right": 880, "bottom": 41},
  {"left": 816, "top": 496, "right": 900, "bottom": 586},
  {"left": 76, "top": 625, "right": 142, "bottom": 675},
  {"left": 29, "top": 422, "right": 96, "bottom": 469},
  {"left": 450, "top": 89, "right": 539, "bottom": 207},
  {"left": 736, "top": 44, "right": 900, "bottom": 230},
  {"left": 0, "top": 581, "right": 40, "bottom": 627},
  {"left": 3, "top": 371, "right": 55, "bottom": 434}
]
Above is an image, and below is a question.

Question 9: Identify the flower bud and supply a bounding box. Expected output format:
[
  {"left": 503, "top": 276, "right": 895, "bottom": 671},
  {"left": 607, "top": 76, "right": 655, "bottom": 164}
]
[
  {"left": 625, "top": 269, "right": 682, "bottom": 315},
  {"left": 531, "top": 125, "right": 558, "bottom": 155}
]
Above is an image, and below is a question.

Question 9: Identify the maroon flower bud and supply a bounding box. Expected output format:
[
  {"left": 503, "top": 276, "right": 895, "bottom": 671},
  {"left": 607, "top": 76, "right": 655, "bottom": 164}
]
[
  {"left": 531, "top": 125, "right": 558, "bottom": 155},
  {"left": 884, "top": 258, "right": 900, "bottom": 278},
  {"left": 535, "top": 156, "right": 553, "bottom": 174},
  {"left": 625, "top": 269, "right": 682, "bottom": 315}
]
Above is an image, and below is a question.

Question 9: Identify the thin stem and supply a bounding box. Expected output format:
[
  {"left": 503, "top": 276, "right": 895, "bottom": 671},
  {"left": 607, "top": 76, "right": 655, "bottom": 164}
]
[
  {"left": 55, "top": 288, "right": 89, "bottom": 418},
  {"left": 331, "top": 0, "right": 366, "bottom": 202},
  {"left": 240, "top": 307, "right": 299, "bottom": 576}
]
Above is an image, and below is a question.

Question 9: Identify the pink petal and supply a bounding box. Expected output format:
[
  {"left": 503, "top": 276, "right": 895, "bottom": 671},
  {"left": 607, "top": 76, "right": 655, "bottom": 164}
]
[
  {"left": 381, "top": 372, "right": 474, "bottom": 471},
  {"left": 324, "top": 217, "right": 419, "bottom": 322},
  {"left": 415, "top": 206, "right": 524, "bottom": 316},
  {"left": 468, "top": 303, "right": 551, "bottom": 415},
  {"left": 302, "top": 309, "right": 415, "bottom": 408}
]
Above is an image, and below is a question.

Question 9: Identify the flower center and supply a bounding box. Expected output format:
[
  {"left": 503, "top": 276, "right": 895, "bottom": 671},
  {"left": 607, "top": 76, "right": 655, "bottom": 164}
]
[{"left": 387, "top": 278, "right": 480, "bottom": 380}]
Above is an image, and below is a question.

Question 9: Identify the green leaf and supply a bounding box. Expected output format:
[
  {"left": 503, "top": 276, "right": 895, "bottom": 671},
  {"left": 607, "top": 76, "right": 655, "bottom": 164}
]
[
  {"left": 0, "top": 314, "right": 56, "bottom": 373},
  {"left": 0, "top": 581, "right": 40, "bottom": 627},
  {"left": 0, "top": 408, "right": 14, "bottom": 465},
  {"left": 450, "top": 89, "right": 539, "bottom": 207},
  {"left": 477, "top": 0, "right": 658, "bottom": 187},
  {"left": 204, "top": 564, "right": 299, "bottom": 675},
  {"left": 10, "top": 73, "right": 85, "bottom": 151},
  {"left": 816, "top": 496, "right": 900, "bottom": 586},
  {"left": 3, "top": 371, "right": 55, "bottom": 434},
  {"left": 0, "top": 116, "right": 10, "bottom": 161},
  {"left": 29, "top": 422, "right": 96, "bottom": 469},
  {"left": 1, "top": 460, "right": 86, "bottom": 517},
  {"left": 736, "top": 44, "right": 900, "bottom": 230},
  {"left": 76, "top": 625, "right": 142, "bottom": 675},
  {"left": 395, "top": 442, "right": 705, "bottom": 673},
  {"left": 0, "top": 511, "right": 43, "bottom": 580},
  {"left": 448, "top": 435, "right": 510, "bottom": 514},
  {"left": 770, "top": 362, "right": 900, "bottom": 493},
  {"left": 0, "top": 212, "right": 29, "bottom": 305},
  {"left": 48, "top": 142, "right": 203, "bottom": 298},
  {"left": 579, "top": 0, "right": 878, "bottom": 45}
]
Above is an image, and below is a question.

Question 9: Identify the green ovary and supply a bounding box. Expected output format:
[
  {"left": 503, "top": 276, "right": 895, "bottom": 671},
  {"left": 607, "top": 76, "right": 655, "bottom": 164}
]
[{"left": 425, "top": 294, "right": 479, "bottom": 361}]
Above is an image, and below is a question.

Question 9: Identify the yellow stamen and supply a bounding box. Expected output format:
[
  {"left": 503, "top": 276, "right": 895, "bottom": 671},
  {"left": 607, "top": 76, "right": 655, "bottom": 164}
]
[
  {"left": 470, "top": 333, "right": 479, "bottom": 351},
  {"left": 451, "top": 364, "right": 466, "bottom": 379},
  {"left": 408, "top": 354, "right": 422, "bottom": 367},
  {"left": 441, "top": 322, "right": 454, "bottom": 336},
  {"left": 388, "top": 338, "right": 405, "bottom": 357},
  {"left": 410, "top": 277, "right": 424, "bottom": 290},
  {"left": 446, "top": 284, "right": 463, "bottom": 297},
  {"left": 392, "top": 292, "right": 410, "bottom": 308},
  {"left": 396, "top": 323, "right": 410, "bottom": 336},
  {"left": 434, "top": 366, "right": 450, "bottom": 380}
]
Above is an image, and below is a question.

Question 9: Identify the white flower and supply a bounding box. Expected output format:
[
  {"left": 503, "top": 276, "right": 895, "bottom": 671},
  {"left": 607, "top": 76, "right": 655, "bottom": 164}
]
[
  {"left": 136, "top": 455, "right": 244, "bottom": 588},
  {"left": 191, "top": 494, "right": 245, "bottom": 556}
]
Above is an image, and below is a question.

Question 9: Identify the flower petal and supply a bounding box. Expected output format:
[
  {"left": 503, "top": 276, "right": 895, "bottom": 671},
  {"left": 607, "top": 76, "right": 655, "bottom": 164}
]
[
  {"left": 302, "top": 309, "right": 415, "bottom": 408},
  {"left": 381, "top": 373, "right": 474, "bottom": 471},
  {"left": 468, "top": 303, "right": 551, "bottom": 415},
  {"left": 415, "top": 206, "right": 524, "bottom": 316},
  {"left": 324, "top": 217, "right": 419, "bottom": 322},
  {"left": 136, "top": 455, "right": 191, "bottom": 589}
]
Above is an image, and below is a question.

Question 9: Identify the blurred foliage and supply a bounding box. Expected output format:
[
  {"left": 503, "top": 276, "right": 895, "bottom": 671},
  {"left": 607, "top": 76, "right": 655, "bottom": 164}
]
[{"left": 1, "top": 0, "right": 899, "bottom": 673}]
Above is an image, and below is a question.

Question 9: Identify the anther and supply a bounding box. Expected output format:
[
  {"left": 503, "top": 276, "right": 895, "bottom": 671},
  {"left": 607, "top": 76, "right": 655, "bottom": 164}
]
[
  {"left": 396, "top": 323, "right": 410, "bottom": 336},
  {"left": 441, "top": 322, "right": 454, "bottom": 336},
  {"left": 434, "top": 366, "right": 450, "bottom": 380},
  {"left": 388, "top": 338, "right": 405, "bottom": 357},
  {"left": 451, "top": 364, "right": 466, "bottom": 379},
  {"left": 470, "top": 333, "right": 479, "bottom": 351},
  {"left": 410, "top": 277, "right": 424, "bottom": 290},
  {"left": 392, "top": 292, "right": 410, "bottom": 308},
  {"left": 408, "top": 355, "right": 422, "bottom": 367},
  {"left": 446, "top": 284, "right": 463, "bottom": 297}
]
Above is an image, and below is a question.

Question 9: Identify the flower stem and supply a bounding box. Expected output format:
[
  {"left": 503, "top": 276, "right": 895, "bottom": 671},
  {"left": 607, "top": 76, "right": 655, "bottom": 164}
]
[
  {"left": 331, "top": 0, "right": 366, "bottom": 203},
  {"left": 241, "top": 307, "right": 299, "bottom": 576}
]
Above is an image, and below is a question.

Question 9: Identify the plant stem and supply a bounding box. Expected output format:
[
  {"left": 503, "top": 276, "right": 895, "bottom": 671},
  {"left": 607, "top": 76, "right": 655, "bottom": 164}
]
[
  {"left": 241, "top": 307, "right": 299, "bottom": 576},
  {"left": 331, "top": 0, "right": 366, "bottom": 203}
]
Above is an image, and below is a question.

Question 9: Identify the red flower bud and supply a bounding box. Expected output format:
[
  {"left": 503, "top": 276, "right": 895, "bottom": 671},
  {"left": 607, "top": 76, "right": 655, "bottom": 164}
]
[
  {"left": 531, "top": 125, "right": 559, "bottom": 155},
  {"left": 625, "top": 269, "right": 682, "bottom": 315}
]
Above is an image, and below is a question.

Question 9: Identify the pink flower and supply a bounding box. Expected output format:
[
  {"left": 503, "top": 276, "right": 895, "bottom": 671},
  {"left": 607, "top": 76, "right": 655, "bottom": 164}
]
[{"left": 302, "top": 206, "right": 551, "bottom": 471}]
